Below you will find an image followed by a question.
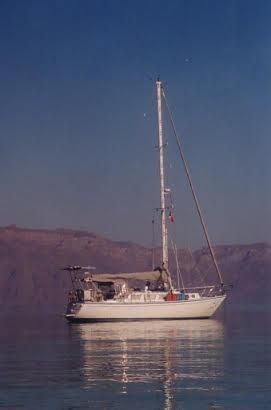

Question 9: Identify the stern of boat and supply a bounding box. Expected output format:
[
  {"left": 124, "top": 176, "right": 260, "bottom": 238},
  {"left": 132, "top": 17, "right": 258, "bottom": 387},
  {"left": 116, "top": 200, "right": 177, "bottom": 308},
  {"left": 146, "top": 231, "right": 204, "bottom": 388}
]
[{"left": 65, "top": 302, "right": 82, "bottom": 321}]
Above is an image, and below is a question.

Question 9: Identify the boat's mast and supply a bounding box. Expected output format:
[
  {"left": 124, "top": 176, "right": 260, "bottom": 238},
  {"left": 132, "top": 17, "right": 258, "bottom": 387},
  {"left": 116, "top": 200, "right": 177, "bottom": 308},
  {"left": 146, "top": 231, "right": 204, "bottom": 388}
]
[{"left": 156, "top": 79, "right": 169, "bottom": 271}]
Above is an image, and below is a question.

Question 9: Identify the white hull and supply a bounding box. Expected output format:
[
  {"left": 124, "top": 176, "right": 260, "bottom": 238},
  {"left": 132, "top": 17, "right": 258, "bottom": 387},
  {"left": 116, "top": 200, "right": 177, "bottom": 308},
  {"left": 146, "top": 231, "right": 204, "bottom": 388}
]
[{"left": 66, "top": 295, "right": 226, "bottom": 322}]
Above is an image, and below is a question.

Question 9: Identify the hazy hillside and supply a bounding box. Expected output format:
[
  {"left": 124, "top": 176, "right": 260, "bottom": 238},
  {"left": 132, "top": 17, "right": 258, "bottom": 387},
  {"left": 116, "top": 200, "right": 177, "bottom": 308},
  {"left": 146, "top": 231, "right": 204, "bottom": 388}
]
[{"left": 0, "top": 226, "right": 270, "bottom": 313}]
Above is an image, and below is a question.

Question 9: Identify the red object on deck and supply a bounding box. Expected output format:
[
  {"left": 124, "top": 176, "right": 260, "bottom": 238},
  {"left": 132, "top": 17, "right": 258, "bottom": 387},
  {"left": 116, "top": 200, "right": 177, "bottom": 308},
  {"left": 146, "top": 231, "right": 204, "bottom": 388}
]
[{"left": 164, "top": 292, "right": 177, "bottom": 301}]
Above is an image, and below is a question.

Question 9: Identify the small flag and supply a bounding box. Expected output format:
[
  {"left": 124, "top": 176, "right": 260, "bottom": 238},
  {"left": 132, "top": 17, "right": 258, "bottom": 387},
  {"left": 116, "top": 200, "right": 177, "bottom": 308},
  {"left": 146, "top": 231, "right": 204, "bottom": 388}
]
[{"left": 169, "top": 211, "right": 174, "bottom": 223}]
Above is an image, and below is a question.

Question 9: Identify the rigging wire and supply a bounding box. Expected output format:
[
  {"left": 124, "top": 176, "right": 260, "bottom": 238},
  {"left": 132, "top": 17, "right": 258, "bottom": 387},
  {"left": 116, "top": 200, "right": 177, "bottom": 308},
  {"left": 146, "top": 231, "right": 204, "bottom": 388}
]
[
  {"left": 151, "top": 210, "right": 156, "bottom": 270},
  {"left": 170, "top": 238, "right": 186, "bottom": 291},
  {"left": 162, "top": 87, "right": 224, "bottom": 287}
]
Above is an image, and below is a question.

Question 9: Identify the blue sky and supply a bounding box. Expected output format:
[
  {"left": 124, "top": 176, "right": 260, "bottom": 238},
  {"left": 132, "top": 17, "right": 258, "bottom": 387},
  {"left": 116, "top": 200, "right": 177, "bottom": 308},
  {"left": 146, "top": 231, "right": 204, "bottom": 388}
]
[{"left": 0, "top": 0, "right": 270, "bottom": 248}]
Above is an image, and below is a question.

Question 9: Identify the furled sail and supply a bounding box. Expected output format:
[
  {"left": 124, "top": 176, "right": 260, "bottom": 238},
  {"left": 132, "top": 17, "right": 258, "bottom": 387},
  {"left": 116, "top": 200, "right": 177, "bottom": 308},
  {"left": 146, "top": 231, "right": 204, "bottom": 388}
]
[{"left": 91, "top": 270, "right": 168, "bottom": 283}]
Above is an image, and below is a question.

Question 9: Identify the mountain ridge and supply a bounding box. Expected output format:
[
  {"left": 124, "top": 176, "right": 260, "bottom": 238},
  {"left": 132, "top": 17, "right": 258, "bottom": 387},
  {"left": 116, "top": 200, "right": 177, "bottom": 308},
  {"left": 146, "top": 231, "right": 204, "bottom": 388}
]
[{"left": 0, "top": 225, "right": 270, "bottom": 312}]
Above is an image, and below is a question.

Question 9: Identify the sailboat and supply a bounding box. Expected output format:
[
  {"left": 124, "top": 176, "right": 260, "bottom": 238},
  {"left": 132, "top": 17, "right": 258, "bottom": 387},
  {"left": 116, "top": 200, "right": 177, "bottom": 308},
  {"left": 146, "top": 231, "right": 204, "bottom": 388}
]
[{"left": 64, "top": 79, "right": 226, "bottom": 322}]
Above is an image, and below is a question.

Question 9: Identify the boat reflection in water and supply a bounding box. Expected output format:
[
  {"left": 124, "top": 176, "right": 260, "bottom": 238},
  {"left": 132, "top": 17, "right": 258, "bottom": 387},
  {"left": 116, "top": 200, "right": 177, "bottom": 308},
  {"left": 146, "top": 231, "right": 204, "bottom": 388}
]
[{"left": 72, "top": 319, "right": 225, "bottom": 409}]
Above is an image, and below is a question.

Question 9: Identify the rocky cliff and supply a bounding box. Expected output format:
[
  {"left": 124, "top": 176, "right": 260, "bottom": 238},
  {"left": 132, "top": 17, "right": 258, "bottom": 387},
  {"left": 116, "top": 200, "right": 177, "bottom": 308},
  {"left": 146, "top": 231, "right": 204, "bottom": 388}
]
[{"left": 0, "top": 226, "right": 270, "bottom": 312}]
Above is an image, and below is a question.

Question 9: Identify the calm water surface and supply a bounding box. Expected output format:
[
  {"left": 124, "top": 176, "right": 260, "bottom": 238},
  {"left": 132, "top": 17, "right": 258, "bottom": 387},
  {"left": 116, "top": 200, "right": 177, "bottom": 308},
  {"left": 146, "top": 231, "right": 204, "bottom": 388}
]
[{"left": 0, "top": 305, "right": 270, "bottom": 409}]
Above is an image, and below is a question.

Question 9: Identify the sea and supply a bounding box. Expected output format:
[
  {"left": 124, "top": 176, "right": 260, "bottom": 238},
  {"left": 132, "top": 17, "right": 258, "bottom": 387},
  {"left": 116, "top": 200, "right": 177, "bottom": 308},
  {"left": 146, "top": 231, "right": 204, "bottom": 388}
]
[{"left": 0, "top": 303, "right": 270, "bottom": 410}]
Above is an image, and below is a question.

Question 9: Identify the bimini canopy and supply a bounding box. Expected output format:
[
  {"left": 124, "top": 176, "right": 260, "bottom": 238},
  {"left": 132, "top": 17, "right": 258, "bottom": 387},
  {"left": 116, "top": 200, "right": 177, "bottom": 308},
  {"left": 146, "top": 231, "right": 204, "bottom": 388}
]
[{"left": 91, "top": 270, "right": 168, "bottom": 284}]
